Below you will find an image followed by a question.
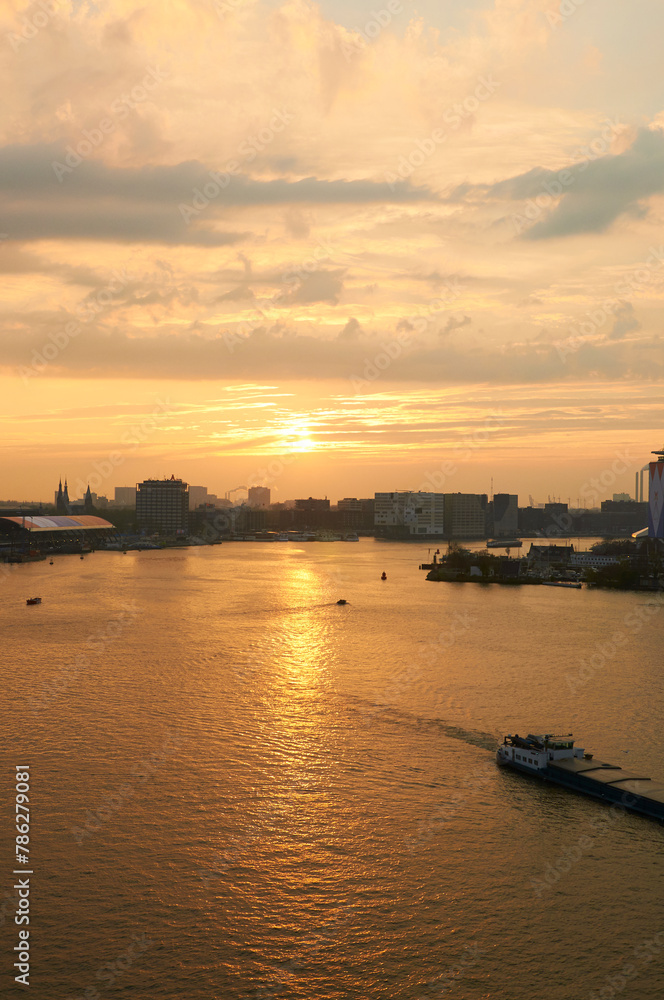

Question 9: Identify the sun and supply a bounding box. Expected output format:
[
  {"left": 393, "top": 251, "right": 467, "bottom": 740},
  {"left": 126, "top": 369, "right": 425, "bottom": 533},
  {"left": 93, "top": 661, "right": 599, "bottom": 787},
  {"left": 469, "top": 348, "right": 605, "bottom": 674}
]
[{"left": 292, "top": 436, "right": 316, "bottom": 453}]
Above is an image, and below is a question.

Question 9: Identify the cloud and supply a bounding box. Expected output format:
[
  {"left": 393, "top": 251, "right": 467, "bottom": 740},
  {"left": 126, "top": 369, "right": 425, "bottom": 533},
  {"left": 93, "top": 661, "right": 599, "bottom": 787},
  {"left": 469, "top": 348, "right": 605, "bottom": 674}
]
[
  {"left": 458, "top": 126, "right": 664, "bottom": 240},
  {"left": 5, "top": 319, "right": 664, "bottom": 384},
  {"left": 608, "top": 302, "right": 640, "bottom": 340},
  {"left": 284, "top": 268, "right": 345, "bottom": 304},
  {"left": 338, "top": 318, "right": 363, "bottom": 340},
  {"left": 0, "top": 143, "right": 436, "bottom": 245},
  {"left": 442, "top": 314, "right": 471, "bottom": 334}
]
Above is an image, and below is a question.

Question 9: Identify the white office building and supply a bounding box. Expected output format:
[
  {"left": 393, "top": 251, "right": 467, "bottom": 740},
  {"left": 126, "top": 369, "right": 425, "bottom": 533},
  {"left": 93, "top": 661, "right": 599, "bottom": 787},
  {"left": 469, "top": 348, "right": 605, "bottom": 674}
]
[{"left": 374, "top": 492, "right": 445, "bottom": 536}]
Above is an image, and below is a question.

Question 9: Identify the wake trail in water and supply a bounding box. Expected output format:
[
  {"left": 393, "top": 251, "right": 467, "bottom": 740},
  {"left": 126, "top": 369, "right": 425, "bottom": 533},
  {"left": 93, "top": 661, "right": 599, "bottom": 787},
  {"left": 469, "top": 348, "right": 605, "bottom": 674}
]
[{"left": 343, "top": 695, "right": 498, "bottom": 751}]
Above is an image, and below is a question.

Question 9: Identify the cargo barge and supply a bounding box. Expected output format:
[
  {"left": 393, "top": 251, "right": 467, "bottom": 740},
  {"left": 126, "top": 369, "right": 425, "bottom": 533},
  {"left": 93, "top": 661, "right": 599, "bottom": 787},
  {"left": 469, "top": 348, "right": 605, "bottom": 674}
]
[{"left": 497, "top": 733, "right": 664, "bottom": 821}]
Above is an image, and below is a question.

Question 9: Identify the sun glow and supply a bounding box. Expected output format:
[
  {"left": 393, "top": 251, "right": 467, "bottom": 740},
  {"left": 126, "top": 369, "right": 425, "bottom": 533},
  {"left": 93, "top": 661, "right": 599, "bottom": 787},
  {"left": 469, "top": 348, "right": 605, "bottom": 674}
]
[{"left": 291, "top": 436, "right": 316, "bottom": 453}]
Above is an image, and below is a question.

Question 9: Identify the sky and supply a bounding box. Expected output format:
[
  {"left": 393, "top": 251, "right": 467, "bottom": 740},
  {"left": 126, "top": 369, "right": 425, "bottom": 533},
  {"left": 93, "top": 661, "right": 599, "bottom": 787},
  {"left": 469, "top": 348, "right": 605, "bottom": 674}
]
[{"left": 1, "top": 0, "right": 663, "bottom": 504}]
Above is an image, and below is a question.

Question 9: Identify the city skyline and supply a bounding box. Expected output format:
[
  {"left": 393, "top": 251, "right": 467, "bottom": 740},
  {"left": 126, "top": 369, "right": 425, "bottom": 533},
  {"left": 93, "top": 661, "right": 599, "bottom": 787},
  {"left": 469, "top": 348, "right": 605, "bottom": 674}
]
[{"left": 2, "top": 1, "right": 664, "bottom": 510}]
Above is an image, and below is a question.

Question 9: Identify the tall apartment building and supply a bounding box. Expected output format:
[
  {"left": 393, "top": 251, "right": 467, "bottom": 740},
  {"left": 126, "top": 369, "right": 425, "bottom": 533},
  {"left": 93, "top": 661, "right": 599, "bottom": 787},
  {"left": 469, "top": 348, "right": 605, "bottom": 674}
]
[
  {"left": 136, "top": 476, "right": 189, "bottom": 534},
  {"left": 443, "top": 493, "right": 488, "bottom": 539},
  {"left": 491, "top": 494, "right": 518, "bottom": 537},
  {"left": 247, "top": 486, "right": 271, "bottom": 508},
  {"left": 374, "top": 492, "right": 445, "bottom": 537}
]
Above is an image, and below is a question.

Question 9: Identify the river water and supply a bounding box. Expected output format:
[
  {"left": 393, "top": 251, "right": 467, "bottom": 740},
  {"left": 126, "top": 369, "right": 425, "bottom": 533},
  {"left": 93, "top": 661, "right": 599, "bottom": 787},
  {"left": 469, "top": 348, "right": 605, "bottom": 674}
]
[{"left": 2, "top": 540, "right": 664, "bottom": 999}]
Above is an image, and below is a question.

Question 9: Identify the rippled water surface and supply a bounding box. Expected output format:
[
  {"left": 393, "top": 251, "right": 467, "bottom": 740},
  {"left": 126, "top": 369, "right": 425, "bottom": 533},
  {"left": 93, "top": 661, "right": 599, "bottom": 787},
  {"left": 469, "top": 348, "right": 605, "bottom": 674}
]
[{"left": 2, "top": 540, "right": 664, "bottom": 999}]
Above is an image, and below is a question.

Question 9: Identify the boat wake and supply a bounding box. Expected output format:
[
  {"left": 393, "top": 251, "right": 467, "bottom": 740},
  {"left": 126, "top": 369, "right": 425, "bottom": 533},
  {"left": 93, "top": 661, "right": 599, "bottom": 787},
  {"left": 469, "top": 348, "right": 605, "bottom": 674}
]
[{"left": 344, "top": 696, "right": 497, "bottom": 751}]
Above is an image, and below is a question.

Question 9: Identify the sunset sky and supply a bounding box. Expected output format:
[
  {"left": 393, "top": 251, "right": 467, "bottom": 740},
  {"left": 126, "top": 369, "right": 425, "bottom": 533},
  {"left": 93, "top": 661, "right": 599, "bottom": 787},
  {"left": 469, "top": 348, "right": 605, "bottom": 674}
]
[{"left": 1, "top": 0, "right": 663, "bottom": 504}]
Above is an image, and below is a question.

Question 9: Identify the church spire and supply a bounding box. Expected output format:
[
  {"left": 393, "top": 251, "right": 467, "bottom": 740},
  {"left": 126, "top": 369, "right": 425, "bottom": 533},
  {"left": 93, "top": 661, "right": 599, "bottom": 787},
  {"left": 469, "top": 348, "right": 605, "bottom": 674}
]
[
  {"left": 84, "top": 484, "right": 93, "bottom": 513},
  {"left": 56, "top": 478, "right": 65, "bottom": 514}
]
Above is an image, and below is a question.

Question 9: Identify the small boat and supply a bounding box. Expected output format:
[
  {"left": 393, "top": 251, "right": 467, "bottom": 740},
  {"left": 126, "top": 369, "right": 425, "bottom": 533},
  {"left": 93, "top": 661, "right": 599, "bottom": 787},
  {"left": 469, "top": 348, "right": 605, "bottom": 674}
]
[
  {"left": 541, "top": 581, "right": 582, "bottom": 589},
  {"left": 49, "top": 559, "right": 54, "bottom": 565},
  {"left": 487, "top": 539, "right": 522, "bottom": 548},
  {"left": 336, "top": 599, "right": 348, "bottom": 605},
  {"left": 26, "top": 597, "right": 42, "bottom": 605},
  {"left": 381, "top": 572, "right": 387, "bottom": 580}
]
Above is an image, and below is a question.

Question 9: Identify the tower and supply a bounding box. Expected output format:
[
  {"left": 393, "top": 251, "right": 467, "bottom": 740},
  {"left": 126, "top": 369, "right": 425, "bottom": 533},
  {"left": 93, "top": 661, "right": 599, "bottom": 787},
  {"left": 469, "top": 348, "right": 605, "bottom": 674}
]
[
  {"left": 648, "top": 448, "right": 664, "bottom": 538},
  {"left": 84, "top": 484, "right": 93, "bottom": 514},
  {"left": 56, "top": 478, "right": 67, "bottom": 514}
]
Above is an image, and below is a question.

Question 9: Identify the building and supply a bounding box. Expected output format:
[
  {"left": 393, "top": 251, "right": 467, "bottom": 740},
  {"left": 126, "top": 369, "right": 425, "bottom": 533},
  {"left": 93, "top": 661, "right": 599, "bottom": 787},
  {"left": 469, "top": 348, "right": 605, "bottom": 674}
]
[
  {"left": 491, "top": 494, "right": 518, "bottom": 537},
  {"left": 600, "top": 500, "right": 648, "bottom": 536},
  {"left": 55, "top": 479, "right": 71, "bottom": 514},
  {"left": 443, "top": 493, "right": 488, "bottom": 539},
  {"left": 188, "top": 486, "right": 209, "bottom": 510},
  {"left": 295, "top": 497, "right": 330, "bottom": 513},
  {"left": 114, "top": 487, "right": 136, "bottom": 507},
  {"left": 648, "top": 448, "right": 664, "bottom": 538},
  {"left": 0, "top": 514, "right": 115, "bottom": 554},
  {"left": 374, "top": 492, "right": 445, "bottom": 537},
  {"left": 335, "top": 498, "right": 375, "bottom": 531},
  {"left": 136, "top": 476, "right": 189, "bottom": 534},
  {"left": 570, "top": 552, "right": 620, "bottom": 569},
  {"left": 527, "top": 544, "right": 574, "bottom": 567},
  {"left": 247, "top": 487, "right": 271, "bottom": 508}
]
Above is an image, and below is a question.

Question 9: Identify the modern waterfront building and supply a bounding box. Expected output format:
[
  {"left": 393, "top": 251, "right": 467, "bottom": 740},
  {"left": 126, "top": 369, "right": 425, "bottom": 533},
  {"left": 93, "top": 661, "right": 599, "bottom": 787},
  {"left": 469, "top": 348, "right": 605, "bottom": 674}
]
[
  {"left": 443, "top": 493, "right": 488, "bottom": 539},
  {"left": 648, "top": 448, "right": 664, "bottom": 538},
  {"left": 136, "top": 476, "right": 189, "bottom": 534},
  {"left": 374, "top": 492, "right": 445, "bottom": 537}
]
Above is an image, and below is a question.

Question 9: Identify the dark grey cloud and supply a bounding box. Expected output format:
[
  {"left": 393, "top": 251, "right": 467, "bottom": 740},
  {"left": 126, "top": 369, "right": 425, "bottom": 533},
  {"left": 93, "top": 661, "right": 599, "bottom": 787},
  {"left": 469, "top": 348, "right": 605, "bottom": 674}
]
[
  {"left": 450, "top": 128, "right": 664, "bottom": 240},
  {"left": 0, "top": 143, "right": 435, "bottom": 245}
]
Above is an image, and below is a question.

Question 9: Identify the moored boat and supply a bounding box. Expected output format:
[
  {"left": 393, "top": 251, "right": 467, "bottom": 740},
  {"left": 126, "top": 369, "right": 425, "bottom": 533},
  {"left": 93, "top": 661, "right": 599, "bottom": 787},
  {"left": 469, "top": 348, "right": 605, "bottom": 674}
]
[
  {"left": 497, "top": 732, "right": 664, "bottom": 821},
  {"left": 487, "top": 538, "right": 522, "bottom": 548}
]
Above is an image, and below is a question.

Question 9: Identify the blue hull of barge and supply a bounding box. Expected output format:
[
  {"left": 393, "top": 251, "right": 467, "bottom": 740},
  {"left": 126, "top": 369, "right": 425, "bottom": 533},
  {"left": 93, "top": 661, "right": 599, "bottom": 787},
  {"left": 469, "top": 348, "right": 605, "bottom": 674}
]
[{"left": 498, "top": 757, "right": 664, "bottom": 822}]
